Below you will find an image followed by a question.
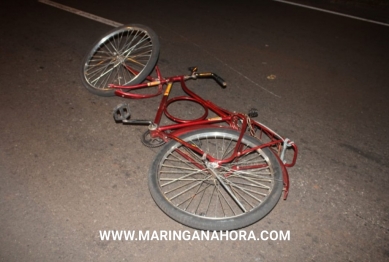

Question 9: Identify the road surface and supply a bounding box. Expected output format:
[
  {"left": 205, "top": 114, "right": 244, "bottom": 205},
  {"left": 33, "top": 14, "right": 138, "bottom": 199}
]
[{"left": 0, "top": 0, "right": 388, "bottom": 261}]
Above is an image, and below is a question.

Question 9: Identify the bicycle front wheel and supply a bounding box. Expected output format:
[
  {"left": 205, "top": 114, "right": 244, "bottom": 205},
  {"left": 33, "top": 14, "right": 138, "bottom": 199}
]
[
  {"left": 81, "top": 24, "right": 160, "bottom": 96},
  {"left": 148, "top": 128, "right": 283, "bottom": 230}
]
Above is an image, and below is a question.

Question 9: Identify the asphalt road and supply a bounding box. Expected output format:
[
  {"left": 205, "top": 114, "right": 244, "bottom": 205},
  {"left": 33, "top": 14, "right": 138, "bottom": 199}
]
[{"left": 1, "top": 0, "right": 388, "bottom": 261}]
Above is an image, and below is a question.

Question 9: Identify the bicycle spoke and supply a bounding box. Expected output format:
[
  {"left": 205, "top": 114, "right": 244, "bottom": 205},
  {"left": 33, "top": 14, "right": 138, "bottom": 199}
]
[
  {"left": 178, "top": 182, "right": 213, "bottom": 211},
  {"left": 118, "top": 29, "right": 141, "bottom": 54},
  {"left": 121, "top": 33, "right": 150, "bottom": 58},
  {"left": 230, "top": 183, "right": 255, "bottom": 209},
  {"left": 169, "top": 179, "right": 207, "bottom": 201},
  {"left": 226, "top": 171, "right": 272, "bottom": 190},
  {"left": 204, "top": 186, "right": 217, "bottom": 216},
  {"left": 210, "top": 169, "right": 247, "bottom": 212},
  {"left": 222, "top": 169, "right": 273, "bottom": 181},
  {"left": 216, "top": 184, "right": 237, "bottom": 216}
]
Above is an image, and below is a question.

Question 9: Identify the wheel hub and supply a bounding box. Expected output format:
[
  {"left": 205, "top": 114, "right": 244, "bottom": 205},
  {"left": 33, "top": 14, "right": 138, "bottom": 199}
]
[{"left": 206, "top": 161, "right": 219, "bottom": 169}]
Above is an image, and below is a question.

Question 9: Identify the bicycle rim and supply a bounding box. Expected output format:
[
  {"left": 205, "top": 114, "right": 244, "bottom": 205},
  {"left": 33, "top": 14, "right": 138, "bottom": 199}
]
[
  {"left": 82, "top": 25, "right": 159, "bottom": 94},
  {"left": 149, "top": 128, "right": 283, "bottom": 230}
]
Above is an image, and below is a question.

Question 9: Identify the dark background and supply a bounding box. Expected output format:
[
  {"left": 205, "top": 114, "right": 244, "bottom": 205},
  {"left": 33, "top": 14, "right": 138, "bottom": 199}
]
[{"left": 0, "top": 0, "right": 388, "bottom": 261}]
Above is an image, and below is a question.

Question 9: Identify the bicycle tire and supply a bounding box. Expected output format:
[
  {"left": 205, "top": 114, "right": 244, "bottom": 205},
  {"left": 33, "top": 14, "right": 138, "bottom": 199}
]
[
  {"left": 148, "top": 128, "right": 283, "bottom": 230},
  {"left": 81, "top": 24, "right": 160, "bottom": 96}
]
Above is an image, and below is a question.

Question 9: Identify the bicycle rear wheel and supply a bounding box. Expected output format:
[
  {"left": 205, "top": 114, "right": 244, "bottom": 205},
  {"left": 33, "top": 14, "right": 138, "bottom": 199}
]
[
  {"left": 148, "top": 128, "right": 283, "bottom": 230},
  {"left": 81, "top": 24, "right": 160, "bottom": 96}
]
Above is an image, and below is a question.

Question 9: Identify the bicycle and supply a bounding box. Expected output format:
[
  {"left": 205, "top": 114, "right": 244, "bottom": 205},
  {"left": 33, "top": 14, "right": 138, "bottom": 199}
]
[{"left": 81, "top": 24, "right": 298, "bottom": 230}]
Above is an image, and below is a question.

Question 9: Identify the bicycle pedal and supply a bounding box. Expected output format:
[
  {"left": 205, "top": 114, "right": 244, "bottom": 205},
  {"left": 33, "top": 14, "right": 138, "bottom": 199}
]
[
  {"left": 248, "top": 108, "right": 258, "bottom": 118},
  {"left": 113, "top": 103, "right": 131, "bottom": 122}
]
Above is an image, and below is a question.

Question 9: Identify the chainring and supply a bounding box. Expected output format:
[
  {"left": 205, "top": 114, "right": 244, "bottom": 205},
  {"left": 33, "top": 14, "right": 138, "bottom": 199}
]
[{"left": 141, "top": 130, "right": 166, "bottom": 148}]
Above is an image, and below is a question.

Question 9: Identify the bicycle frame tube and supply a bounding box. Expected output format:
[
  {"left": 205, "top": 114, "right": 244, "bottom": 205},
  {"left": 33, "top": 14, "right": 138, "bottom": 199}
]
[
  {"left": 153, "top": 81, "right": 174, "bottom": 125},
  {"left": 110, "top": 65, "right": 297, "bottom": 199}
]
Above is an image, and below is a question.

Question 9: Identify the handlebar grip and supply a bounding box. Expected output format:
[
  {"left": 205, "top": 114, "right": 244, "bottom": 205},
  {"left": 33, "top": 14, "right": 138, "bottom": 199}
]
[
  {"left": 197, "top": 72, "right": 227, "bottom": 88},
  {"left": 213, "top": 73, "right": 227, "bottom": 88}
]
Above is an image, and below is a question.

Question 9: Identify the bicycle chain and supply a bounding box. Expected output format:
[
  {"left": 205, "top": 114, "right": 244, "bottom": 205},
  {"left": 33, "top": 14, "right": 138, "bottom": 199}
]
[{"left": 246, "top": 115, "right": 256, "bottom": 137}]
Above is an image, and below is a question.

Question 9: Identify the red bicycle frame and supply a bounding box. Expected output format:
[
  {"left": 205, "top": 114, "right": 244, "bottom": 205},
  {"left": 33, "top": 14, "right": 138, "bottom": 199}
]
[{"left": 109, "top": 66, "right": 298, "bottom": 199}]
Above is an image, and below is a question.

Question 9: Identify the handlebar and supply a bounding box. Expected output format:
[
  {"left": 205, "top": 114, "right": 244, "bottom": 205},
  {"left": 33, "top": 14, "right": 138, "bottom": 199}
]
[
  {"left": 188, "top": 66, "right": 227, "bottom": 88},
  {"left": 196, "top": 72, "right": 227, "bottom": 88}
]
